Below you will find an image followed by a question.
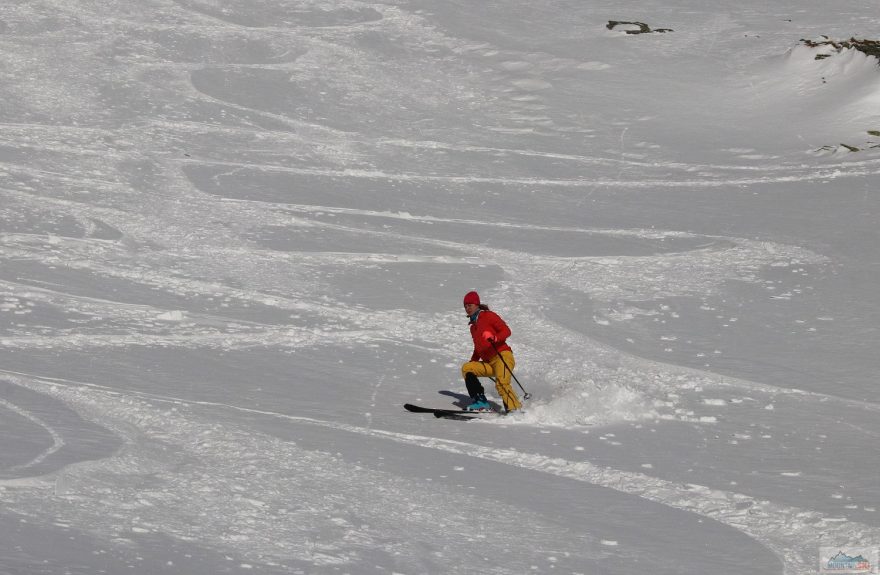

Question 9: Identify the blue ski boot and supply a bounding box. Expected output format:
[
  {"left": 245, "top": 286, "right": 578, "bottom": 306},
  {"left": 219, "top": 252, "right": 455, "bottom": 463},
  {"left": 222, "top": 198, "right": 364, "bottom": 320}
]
[{"left": 465, "top": 393, "right": 491, "bottom": 412}]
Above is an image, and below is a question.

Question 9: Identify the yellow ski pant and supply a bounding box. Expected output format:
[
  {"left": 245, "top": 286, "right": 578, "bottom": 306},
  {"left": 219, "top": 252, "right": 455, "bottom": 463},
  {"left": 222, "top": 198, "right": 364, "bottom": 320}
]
[{"left": 461, "top": 350, "right": 522, "bottom": 411}]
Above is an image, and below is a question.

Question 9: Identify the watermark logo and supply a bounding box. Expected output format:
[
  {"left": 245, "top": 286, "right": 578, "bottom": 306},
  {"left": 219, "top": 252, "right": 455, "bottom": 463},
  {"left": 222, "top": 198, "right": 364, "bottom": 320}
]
[{"left": 820, "top": 546, "right": 878, "bottom": 574}]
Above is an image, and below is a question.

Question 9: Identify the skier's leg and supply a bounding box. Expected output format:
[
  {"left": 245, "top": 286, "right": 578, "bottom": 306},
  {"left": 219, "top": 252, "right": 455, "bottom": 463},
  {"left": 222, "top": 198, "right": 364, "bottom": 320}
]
[
  {"left": 461, "top": 361, "right": 493, "bottom": 408},
  {"left": 490, "top": 351, "right": 521, "bottom": 411}
]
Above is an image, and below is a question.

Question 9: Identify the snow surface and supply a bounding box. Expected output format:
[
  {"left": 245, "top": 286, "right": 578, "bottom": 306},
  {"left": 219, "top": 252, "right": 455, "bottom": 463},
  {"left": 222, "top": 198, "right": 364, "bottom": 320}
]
[{"left": 1, "top": 0, "right": 879, "bottom": 573}]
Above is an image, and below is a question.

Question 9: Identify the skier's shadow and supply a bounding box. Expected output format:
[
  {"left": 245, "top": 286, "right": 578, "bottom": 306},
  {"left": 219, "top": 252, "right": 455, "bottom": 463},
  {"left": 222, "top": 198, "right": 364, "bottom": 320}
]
[
  {"left": 439, "top": 390, "right": 502, "bottom": 411},
  {"left": 439, "top": 389, "right": 470, "bottom": 408}
]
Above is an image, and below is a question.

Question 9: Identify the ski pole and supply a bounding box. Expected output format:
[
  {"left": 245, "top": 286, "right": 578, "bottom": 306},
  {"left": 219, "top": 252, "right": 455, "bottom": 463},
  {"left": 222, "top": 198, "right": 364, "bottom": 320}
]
[{"left": 490, "top": 340, "right": 532, "bottom": 400}]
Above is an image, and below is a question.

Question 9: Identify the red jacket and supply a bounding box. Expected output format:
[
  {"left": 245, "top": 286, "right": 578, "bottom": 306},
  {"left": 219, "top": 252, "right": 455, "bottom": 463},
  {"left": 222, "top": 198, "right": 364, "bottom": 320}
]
[{"left": 469, "top": 310, "right": 512, "bottom": 361}]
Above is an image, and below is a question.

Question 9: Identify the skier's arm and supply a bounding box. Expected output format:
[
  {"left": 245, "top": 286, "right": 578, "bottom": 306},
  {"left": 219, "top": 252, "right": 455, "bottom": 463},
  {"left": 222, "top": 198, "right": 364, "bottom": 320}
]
[{"left": 491, "top": 314, "right": 512, "bottom": 344}]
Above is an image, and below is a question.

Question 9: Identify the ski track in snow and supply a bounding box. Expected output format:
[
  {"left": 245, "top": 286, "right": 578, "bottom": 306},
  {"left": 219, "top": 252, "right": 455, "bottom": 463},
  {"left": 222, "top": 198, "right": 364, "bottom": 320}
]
[
  {"left": 178, "top": 157, "right": 880, "bottom": 188},
  {"left": 0, "top": 396, "right": 65, "bottom": 473}
]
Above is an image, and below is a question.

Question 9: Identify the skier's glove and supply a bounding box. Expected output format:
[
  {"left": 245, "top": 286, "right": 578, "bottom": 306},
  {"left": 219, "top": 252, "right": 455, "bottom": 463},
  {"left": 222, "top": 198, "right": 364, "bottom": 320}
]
[{"left": 482, "top": 330, "right": 496, "bottom": 343}]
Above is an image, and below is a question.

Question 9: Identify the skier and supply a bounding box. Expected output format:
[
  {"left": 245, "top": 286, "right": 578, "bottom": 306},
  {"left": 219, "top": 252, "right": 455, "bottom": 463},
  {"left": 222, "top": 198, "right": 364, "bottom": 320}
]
[{"left": 461, "top": 291, "right": 522, "bottom": 413}]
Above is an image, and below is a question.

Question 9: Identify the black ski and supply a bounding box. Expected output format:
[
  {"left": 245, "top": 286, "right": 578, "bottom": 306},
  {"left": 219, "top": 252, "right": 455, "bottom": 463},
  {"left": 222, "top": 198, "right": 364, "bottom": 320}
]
[{"left": 403, "top": 403, "right": 500, "bottom": 419}]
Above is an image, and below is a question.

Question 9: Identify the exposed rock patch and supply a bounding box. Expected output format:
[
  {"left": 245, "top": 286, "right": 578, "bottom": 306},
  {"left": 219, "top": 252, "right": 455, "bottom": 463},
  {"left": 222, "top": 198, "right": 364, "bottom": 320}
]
[
  {"left": 801, "top": 36, "right": 880, "bottom": 62},
  {"left": 607, "top": 21, "right": 673, "bottom": 35}
]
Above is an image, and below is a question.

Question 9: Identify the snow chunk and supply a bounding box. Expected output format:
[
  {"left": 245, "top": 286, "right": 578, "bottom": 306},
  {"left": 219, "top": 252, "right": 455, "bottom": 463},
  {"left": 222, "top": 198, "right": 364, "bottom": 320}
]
[{"left": 156, "top": 310, "right": 185, "bottom": 322}]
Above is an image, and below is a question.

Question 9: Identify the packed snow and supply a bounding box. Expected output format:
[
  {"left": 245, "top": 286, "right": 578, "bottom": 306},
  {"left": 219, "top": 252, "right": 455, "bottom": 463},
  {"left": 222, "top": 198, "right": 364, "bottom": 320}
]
[{"left": 1, "top": 0, "right": 879, "bottom": 573}]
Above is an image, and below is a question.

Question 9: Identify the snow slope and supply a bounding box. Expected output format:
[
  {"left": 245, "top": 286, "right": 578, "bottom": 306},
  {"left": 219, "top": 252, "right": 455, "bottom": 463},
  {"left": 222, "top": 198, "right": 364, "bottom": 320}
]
[{"left": 1, "top": 0, "right": 879, "bottom": 573}]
